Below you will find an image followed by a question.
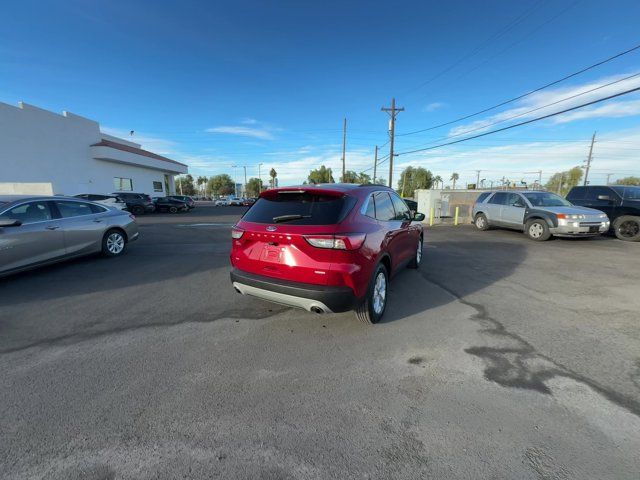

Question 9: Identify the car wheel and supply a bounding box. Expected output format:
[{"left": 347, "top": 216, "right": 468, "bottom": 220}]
[
  {"left": 407, "top": 236, "right": 422, "bottom": 269},
  {"left": 169, "top": 206, "right": 178, "bottom": 214},
  {"left": 613, "top": 215, "right": 640, "bottom": 242},
  {"left": 102, "top": 229, "right": 127, "bottom": 257},
  {"left": 475, "top": 213, "right": 490, "bottom": 231},
  {"left": 525, "top": 219, "right": 551, "bottom": 241},
  {"left": 355, "top": 263, "right": 388, "bottom": 324},
  {"left": 131, "top": 205, "right": 144, "bottom": 216}
]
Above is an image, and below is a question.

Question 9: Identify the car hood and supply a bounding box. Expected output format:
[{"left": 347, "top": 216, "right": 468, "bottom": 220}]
[{"left": 537, "top": 205, "right": 605, "bottom": 215}]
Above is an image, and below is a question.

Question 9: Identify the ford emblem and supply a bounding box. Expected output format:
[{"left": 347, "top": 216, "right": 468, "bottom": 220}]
[{"left": 266, "top": 225, "right": 277, "bottom": 232}]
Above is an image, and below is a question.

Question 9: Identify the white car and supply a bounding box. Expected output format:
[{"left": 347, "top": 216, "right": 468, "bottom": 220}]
[
  {"left": 214, "top": 198, "right": 230, "bottom": 206},
  {"left": 74, "top": 194, "right": 127, "bottom": 210}
]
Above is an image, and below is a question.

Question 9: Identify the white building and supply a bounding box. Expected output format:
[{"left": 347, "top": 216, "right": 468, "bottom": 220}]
[{"left": 0, "top": 101, "right": 187, "bottom": 196}]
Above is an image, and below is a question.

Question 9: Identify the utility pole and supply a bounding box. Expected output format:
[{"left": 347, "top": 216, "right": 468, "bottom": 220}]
[
  {"left": 557, "top": 172, "right": 564, "bottom": 195},
  {"left": 373, "top": 145, "right": 378, "bottom": 184},
  {"left": 475, "top": 170, "right": 481, "bottom": 188},
  {"left": 381, "top": 98, "right": 404, "bottom": 188},
  {"left": 538, "top": 170, "right": 542, "bottom": 189},
  {"left": 258, "top": 163, "right": 263, "bottom": 192},
  {"left": 243, "top": 166, "right": 247, "bottom": 197},
  {"left": 606, "top": 173, "right": 613, "bottom": 185},
  {"left": 341, "top": 118, "right": 347, "bottom": 182},
  {"left": 583, "top": 132, "right": 596, "bottom": 186}
]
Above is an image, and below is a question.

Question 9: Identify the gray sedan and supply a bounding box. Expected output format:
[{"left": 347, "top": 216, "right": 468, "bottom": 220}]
[{"left": 0, "top": 195, "right": 139, "bottom": 277}]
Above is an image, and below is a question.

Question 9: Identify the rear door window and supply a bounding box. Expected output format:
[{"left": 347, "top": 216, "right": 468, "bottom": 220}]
[
  {"left": 476, "top": 192, "right": 491, "bottom": 203},
  {"left": 488, "top": 192, "right": 508, "bottom": 205},
  {"left": 55, "top": 201, "right": 99, "bottom": 218},
  {"left": 374, "top": 192, "right": 396, "bottom": 222},
  {"left": 242, "top": 191, "right": 356, "bottom": 225}
]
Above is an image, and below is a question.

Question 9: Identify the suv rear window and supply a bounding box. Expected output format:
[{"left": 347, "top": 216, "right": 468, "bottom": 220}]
[{"left": 242, "top": 191, "right": 356, "bottom": 225}]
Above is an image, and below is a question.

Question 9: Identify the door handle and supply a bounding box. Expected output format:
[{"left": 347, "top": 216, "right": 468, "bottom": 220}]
[
  {"left": 93, "top": 219, "right": 103, "bottom": 223},
  {"left": 46, "top": 225, "right": 60, "bottom": 230}
]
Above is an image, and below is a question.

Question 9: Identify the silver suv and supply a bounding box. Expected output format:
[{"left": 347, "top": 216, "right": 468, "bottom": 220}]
[{"left": 471, "top": 190, "right": 610, "bottom": 241}]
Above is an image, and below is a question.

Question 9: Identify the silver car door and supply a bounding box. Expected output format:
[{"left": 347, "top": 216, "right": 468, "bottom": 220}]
[
  {"left": 500, "top": 193, "right": 527, "bottom": 227},
  {"left": 485, "top": 192, "right": 508, "bottom": 223},
  {"left": 52, "top": 200, "right": 108, "bottom": 255},
  {"left": 0, "top": 201, "right": 66, "bottom": 273}
]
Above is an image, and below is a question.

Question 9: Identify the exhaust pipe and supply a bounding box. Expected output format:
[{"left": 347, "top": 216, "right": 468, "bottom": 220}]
[
  {"left": 234, "top": 287, "right": 242, "bottom": 294},
  {"left": 310, "top": 306, "right": 324, "bottom": 314}
]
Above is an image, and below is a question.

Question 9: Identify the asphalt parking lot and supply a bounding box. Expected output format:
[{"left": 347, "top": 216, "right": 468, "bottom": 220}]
[{"left": 1, "top": 204, "right": 639, "bottom": 479}]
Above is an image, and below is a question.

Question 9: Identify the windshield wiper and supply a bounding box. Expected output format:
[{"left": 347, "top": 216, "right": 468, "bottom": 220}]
[{"left": 272, "top": 214, "right": 312, "bottom": 223}]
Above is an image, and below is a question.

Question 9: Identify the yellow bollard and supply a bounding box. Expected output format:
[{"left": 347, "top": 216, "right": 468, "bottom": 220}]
[
  {"left": 429, "top": 207, "right": 434, "bottom": 226},
  {"left": 454, "top": 206, "right": 459, "bottom": 225}
]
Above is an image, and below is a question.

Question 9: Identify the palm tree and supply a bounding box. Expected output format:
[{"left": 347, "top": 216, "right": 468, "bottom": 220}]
[
  {"left": 196, "top": 176, "right": 208, "bottom": 196},
  {"left": 433, "top": 175, "right": 442, "bottom": 189},
  {"left": 450, "top": 172, "right": 459, "bottom": 189},
  {"left": 269, "top": 168, "right": 277, "bottom": 188}
]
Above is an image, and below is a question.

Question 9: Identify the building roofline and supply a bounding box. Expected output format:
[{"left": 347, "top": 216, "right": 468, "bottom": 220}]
[{"left": 91, "top": 138, "right": 187, "bottom": 168}]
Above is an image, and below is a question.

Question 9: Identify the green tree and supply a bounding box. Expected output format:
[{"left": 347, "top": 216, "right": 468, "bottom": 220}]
[
  {"left": 269, "top": 168, "right": 277, "bottom": 188},
  {"left": 206, "top": 174, "right": 235, "bottom": 196},
  {"left": 196, "top": 176, "right": 208, "bottom": 196},
  {"left": 308, "top": 165, "right": 335, "bottom": 184},
  {"left": 545, "top": 167, "right": 583, "bottom": 196},
  {"left": 450, "top": 172, "right": 459, "bottom": 190},
  {"left": 340, "top": 170, "right": 371, "bottom": 184},
  {"left": 245, "top": 177, "right": 263, "bottom": 197},
  {"left": 615, "top": 176, "right": 640, "bottom": 186},
  {"left": 175, "top": 174, "right": 196, "bottom": 195},
  {"left": 398, "top": 167, "right": 434, "bottom": 197}
]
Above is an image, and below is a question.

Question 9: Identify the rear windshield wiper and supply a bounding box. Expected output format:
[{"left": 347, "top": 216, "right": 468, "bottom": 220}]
[{"left": 272, "top": 214, "right": 312, "bottom": 223}]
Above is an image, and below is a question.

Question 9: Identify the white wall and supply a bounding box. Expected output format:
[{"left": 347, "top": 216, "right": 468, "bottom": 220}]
[
  {"left": 0, "top": 182, "right": 53, "bottom": 195},
  {"left": 0, "top": 102, "right": 186, "bottom": 196}
]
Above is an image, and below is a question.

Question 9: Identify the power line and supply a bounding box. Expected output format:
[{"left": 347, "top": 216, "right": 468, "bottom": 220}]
[
  {"left": 397, "top": 85, "right": 640, "bottom": 156},
  {"left": 399, "top": 71, "right": 640, "bottom": 151},
  {"left": 397, "top": 42, "right": 640, "bottom": 137}
]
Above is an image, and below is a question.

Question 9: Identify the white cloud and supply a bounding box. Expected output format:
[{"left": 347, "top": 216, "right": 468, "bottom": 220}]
[
  {"left": 448, "top": 72, "right": 640, "bottom": 137},
  {"left": 424, "top": 102, "right": 446, "bottom": 112},
  {"left": 205, "top": 125, "right": 274, "bottom": 140}
]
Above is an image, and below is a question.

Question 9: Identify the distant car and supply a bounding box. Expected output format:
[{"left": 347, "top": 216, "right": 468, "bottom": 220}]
[
  {"left": 241, "top": 198, "right": 256, "bottom": 206},
  {"left": 74, "top": 194, "right": 126, "bottom": 210},
  {"left": 0, "top": 195, "right": 139, "bottom": 277},
  {"left": 111, "top": 192, "right": 155, "bottom": 215},
  {"left": 168, "top": 195, "right": 195, "bottom": 209},
  {"left": 472, "top": 190, "right": 609, "bottom": 241},
  {"left": 153, "top": 197, "right": 189, "bottom": 213},
  {"left": 566, "top": 185, "right": 640, "bottom": 242},
  {"left": 229, "top": 197, "right": 243, "bottom": 206},
  {"left": 214, "top": 198, "right": 230, "bottom": 206}
]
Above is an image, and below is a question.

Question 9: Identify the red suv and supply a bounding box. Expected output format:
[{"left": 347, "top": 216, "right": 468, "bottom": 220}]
[{"left": 229, "top": 184, "right": 425, "bottom": 323}]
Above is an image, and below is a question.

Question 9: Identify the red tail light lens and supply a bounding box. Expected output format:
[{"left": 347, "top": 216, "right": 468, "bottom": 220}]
[
  {"left": 304, "top": 233, "right": 366, "bottom": 250},
  {"left": 231, "top": 228, "right": 244, "bottom": 239}
]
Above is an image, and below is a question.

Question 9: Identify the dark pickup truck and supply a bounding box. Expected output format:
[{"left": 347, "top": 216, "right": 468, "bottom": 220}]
[{"left": 566, "top": 185, "right": 640, "bottom": 241}]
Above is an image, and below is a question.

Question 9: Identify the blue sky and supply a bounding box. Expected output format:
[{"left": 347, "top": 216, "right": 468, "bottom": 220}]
[{"left": 2, "top": 0, "right": 640, "bottom": 187}]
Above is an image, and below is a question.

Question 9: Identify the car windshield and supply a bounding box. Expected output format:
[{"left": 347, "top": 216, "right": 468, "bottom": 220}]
[
  {"left": 242, "top": 191, "right": 356, "bottom": 225},
  {"left": 522, "top": 192, "right": 572, "bottom": 207}
]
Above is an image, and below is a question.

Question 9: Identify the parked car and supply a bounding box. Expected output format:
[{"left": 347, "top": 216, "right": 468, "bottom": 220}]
[
  {"left": 111, "top": 192, "right": 155, "bottom": 215},
  {"left": 229, "top": 197, "right": 243, "bottom": 206},
  {"left": 0, "top": 195, "right": 138, "bottom": 277},
  {"left": 242, "top": 198, "right": 257, "bottom": 206},
  {"left": 168, "top": 195, "right": 196, "bottom": 209},
  {"left": 566, "top": 185, "right": 640, "bottom": 242},
  {"left": 229, "top": 184, "right": 425, "bottom": 324},
  {"left": 214, "top": 198, "right": 230, "bottom": 206},
  {"left": 74, "top": 194, "right": 127, "bottom": 210},
  {"left": 153, "top": 197, "right": 189, "bottom": 213},
  {"left": 472, "top": 190, "right": 609, "bottom": 241}
]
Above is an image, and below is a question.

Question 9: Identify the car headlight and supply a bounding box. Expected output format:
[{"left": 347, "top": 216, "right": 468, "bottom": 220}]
[
  {"left": 599, "top": 213, "right": 607, "bottom": 219},
  {"left": 566, "top": 214, "right": 585, "bottom": 220}
]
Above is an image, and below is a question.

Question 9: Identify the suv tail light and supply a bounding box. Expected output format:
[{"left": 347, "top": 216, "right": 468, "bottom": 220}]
[
  {"left": 231, "top": 228, "right": 244, "bottom": 239},
  {"left": 304, "top": 233, "right": 366, "bottom": 250}
]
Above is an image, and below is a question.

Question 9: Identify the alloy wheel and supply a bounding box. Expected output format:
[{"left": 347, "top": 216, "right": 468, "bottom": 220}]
[
  {"left": 416, "top": 239, "right": 422, "bottom": 264},
  {"left": 372, "top": 272, "right": 387, "bottom": 315},
  {"left": 106, "top": 233, "right": 125, "bottom": 254},
  {"left": 529, "top": 223, "right": 544, "bottom": 238},
  {"left": 618, "top": 220, "right": 640, "bottom": 238}
]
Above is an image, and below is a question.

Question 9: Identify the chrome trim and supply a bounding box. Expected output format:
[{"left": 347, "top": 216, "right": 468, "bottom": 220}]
[{"left": 232, "top": 282, "right": 334, "bottom": 313}]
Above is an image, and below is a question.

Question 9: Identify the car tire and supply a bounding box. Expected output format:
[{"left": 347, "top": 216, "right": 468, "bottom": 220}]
[
  {"left": 474, "top": 213, "right": 490, "bottom": 231},
  {"left": 169, "top": 206, "right": 178, "bottom": 214},
  {"left": 131, "top": 205, "right": 144, "bottom": 216},
  {"left": 525, "top": 218, "right": 551, "bottom": 241},
  {"left": 407, "top": 236, "right": 423, "bottom": 269},
  {"left": 613, "top": 215, "right": 640, "bottom": 242},
  {"left": 102, "top": 229, "right": 127, "bottom": 257},
  {"left": 355, "top": 263, "right": 388, "bottom": 325}
]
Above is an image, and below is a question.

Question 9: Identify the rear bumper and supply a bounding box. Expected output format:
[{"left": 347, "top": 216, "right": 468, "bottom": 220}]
[{"left": 230, "top": 269, "right": 356, "bottom": 313}]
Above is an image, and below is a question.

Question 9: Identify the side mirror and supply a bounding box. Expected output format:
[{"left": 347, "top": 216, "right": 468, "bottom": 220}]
[
  {"left": 0, "top": 219, "right": 22, "bottom": 228},
  {"left": 597, "top": 195, "right": 611, "bottom": 201},
  {"left": 413, "top": 212, "right": 426, "bottom": 222}
]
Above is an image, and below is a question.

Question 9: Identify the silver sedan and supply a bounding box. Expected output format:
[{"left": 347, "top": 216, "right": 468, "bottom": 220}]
[{"left": 0, "top": 195, "right": 139, "bottom": 277}]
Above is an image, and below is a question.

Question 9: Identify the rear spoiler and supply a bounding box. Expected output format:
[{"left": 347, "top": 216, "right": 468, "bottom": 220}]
[{"left": 260, "top": 187, "right": 345, "bottom": 199}]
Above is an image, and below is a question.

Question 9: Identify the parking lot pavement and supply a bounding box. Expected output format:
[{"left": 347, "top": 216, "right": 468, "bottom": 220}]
[{"left": 1, "top": 206, "right": 639, "bottom": 479}]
